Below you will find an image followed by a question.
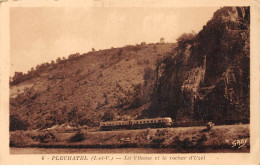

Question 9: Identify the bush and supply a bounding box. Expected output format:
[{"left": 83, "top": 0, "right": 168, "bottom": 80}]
[
  {"left": 35, "top": 131, "right": 56, "bottom": 143},
  {"left": 160, "top": 37, "right": 165, "bottom": 43},
  {"left": 10, "top": 115, "right": 29, "bottom": 131},
  {"left": 206, "top": 122, "right": 215, "bottom": 131},
  {"left": 102, "top": 111, "right": 116, "bottom": 122},
  {"left": 69, "top": 131, "right": 85, "bottom": 142},
  {"left": 9, "top": 131, "right": 37, "bottom": 147},
  {"left": 176, "top": 32, "right": 196, "bottom": 46}
]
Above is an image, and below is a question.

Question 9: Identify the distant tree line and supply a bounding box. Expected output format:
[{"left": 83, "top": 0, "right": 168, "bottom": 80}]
[{"left": 10, "top": 53, "right": 81, "bottom": 86}]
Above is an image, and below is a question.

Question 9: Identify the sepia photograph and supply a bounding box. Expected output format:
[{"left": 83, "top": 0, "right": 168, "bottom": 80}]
[{"left": 0, "top": 0, "right": 259, "bottom": 165}]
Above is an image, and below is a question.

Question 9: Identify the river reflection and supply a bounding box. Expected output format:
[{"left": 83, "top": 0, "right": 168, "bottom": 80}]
[{"left": 10, "top": 147, "right": 247, "bottom": 154}]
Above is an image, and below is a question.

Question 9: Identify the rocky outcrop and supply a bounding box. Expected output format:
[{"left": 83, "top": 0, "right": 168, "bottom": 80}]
[{"left": 147, "top": 7, "right": 250, "bottom": 123}]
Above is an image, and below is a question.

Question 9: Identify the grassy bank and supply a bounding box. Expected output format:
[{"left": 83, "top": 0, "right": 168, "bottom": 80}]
[{"left": 10, "top": 124, "right": 250, "bottom": 152}]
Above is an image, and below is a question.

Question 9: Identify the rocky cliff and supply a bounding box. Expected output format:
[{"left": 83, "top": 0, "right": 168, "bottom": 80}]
[{"left": 146, "top": 7, "right": 250, "bottom": 123}]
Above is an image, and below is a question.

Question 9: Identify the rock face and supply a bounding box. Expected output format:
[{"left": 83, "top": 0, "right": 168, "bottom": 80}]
[{"left": 147, "top": 7, "right": 250, "bottom": 123}]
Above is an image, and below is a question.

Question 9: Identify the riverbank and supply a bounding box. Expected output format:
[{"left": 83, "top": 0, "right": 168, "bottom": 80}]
[{"left": 10, "top": 124, "right": 250, "bottom": 153}]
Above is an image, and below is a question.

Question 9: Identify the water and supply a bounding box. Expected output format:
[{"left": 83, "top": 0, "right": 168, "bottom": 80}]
[
  {"left": 10, "top": 147, "right": 181, "bottom": 154},
  {"left": 10, "top": 147, "right": 247, "bottom": 154}
]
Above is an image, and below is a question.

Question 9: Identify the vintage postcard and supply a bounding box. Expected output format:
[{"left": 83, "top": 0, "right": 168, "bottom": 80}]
[{"left": 0, "top": 0, "right": 259, "bottom": 165}]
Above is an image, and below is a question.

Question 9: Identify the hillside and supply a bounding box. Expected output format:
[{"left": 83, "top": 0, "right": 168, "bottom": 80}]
[
  {"left": 10, "top": 7, "right": 250, "bottom": 131},
  {"left": 10, "top": 43, "right": 177, "bottom": 130}
]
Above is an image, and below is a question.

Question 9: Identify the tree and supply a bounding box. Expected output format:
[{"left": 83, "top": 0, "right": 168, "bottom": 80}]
[
  {"left": 36, "top": 64, "right": 41, "bottom": 70},
  {"left": 10, "top": 114, "right": 29, "bottom": 131},
  {"left": 118, "top": 48, "right": 123, "bottom": 57},
  {"left": 101, "top": 111, "right": 115, "bottom": 122},
  {"left": 68, "top": 107, "right": 78, "bottom": 124},
  {"left": 68, "top": 107, "right": 86, "bottom": 128},
  {"left": 160, "top": 37, "right": 165, "bottom": 43},
  {"left": 11, "top": 72, "right": 24, "bottom": 84},
  {"left": 56, "top": 57, "right": 62, "bottom": 63},
  {"left": 176, "top": 31, "right": 196, "bottom": 46},
  {"left": 51, "top": 60, "right": 55, "bottom": 65},
  {"left": 68, "top": 53, "right": 80, "bottom": 60}
]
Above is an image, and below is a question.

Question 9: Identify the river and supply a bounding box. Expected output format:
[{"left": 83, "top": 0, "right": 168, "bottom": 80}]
[
  {"left": 10, "top": 147, "right": 247, "bottom": 154},
  {"left": 10, "top": 147, "right": 182, "bottom": 154}
]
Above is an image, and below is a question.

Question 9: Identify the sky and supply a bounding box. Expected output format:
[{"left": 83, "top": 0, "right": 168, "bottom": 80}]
[{"left": 10, "top": 7, "right": 220, "bottom": 75}]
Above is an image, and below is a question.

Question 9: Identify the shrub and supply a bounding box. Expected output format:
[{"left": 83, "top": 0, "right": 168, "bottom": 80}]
[
  {"left": 9, "top": 131, "right": 37, "bottom": 147},
  {"left": 36, "top": 131, "right": 56, "bottom": 143},
  {"left": 69, "top": 131, "right": 85, "bottom": 142},
  {"left": 10, "top": 115, "right": 29, "bottom": 131},
  {"left": 206, "top": 122, "right": 215, "bottom": 131},
  {"left": 176, "top": 32, "right": 196, "bottom": 46},
  {"left": 102, "top": 111, "right": 116, "bottom": 122},
  {"left": 160, "top": 37, "right": 165, "bottom": 43},
  {"left": 118, "top": 49, "right": 123, "bottom": 57}
]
